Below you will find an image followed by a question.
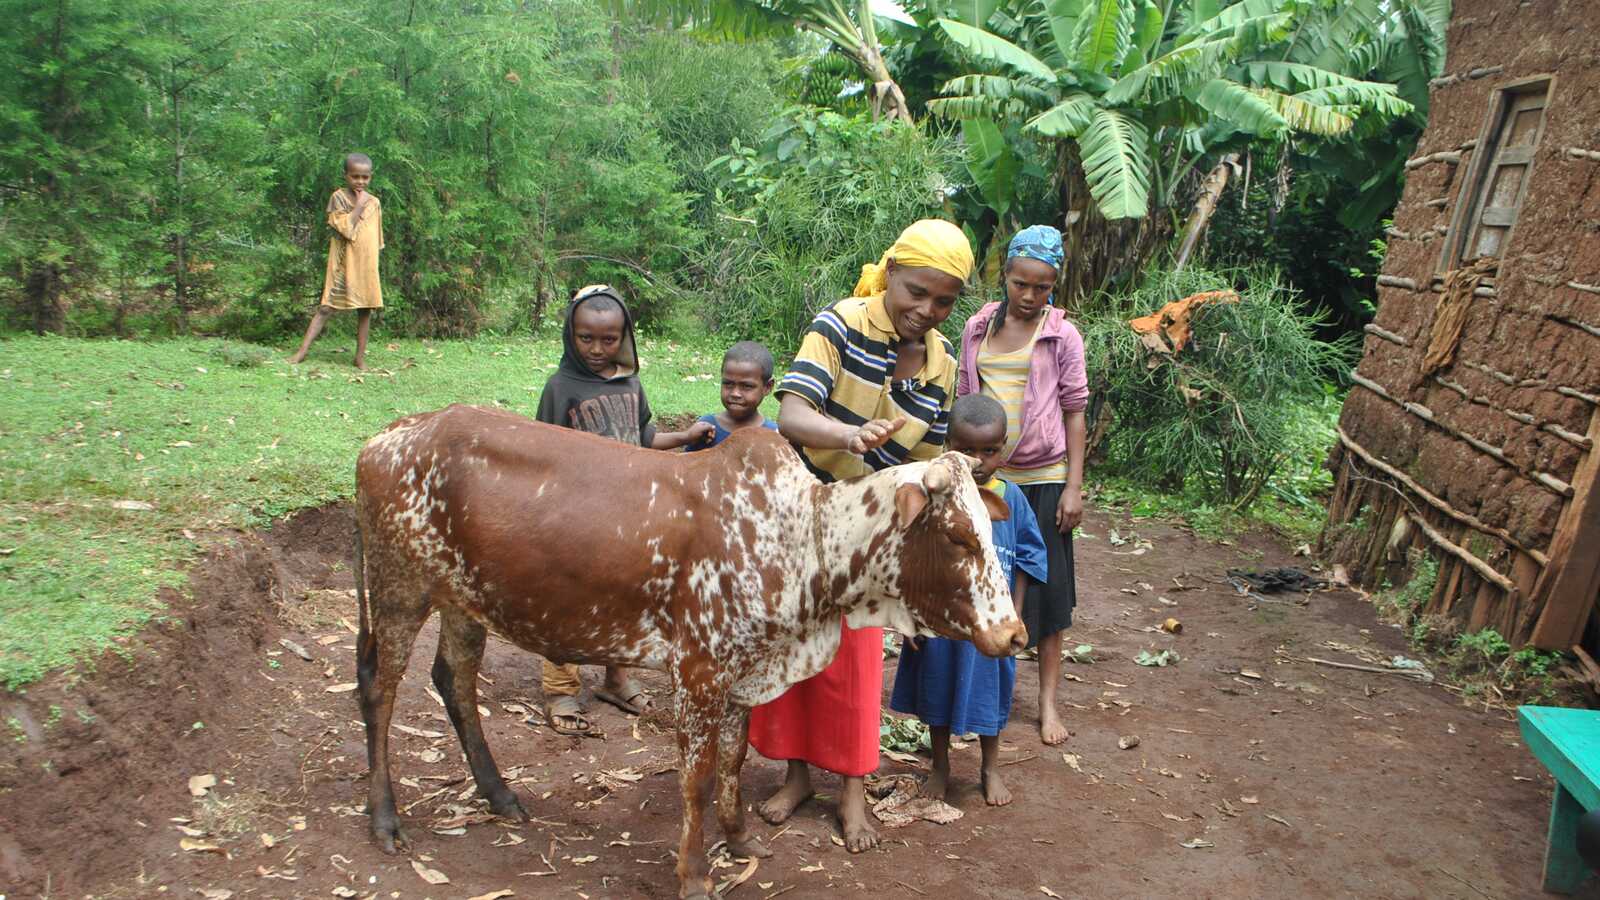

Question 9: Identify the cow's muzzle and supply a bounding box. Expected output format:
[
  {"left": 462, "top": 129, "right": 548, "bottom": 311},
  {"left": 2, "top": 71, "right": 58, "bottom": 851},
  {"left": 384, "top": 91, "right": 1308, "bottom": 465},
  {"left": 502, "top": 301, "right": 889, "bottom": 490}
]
[{"left": 972, "top": 619, "right": 1028, "bottom": 657}]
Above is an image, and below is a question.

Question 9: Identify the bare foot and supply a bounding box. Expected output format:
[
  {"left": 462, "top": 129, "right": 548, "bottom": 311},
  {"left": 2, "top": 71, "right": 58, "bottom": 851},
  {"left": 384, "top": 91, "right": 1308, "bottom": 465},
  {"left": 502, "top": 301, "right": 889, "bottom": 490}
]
[
  {"left": 757, "top": 764, "right": 812, "bottom": 825},
  {"left": 353, "top": 359, "right": 368, "bottom": 371},
  {"left": 838, "top": 778, "right": 878, "bottom": 853},
  {"left": 919, "top": 766, "right": 949, "bottom": 801},
  {"left": 981, "top": 767, "right": 1012, "bottom": 806},
  {"left": 1039, "top": 707, "right": 1069, "bottom": 746},
  {"left": 286, "top": 352, "right": 305, "bottom": 364}
]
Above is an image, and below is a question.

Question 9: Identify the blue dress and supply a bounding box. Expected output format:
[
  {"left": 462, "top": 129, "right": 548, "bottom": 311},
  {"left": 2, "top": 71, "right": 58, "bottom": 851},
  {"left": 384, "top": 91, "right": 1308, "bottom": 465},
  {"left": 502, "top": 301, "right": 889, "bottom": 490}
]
[
  {"left": 685, "top": 413, "right": 778, "bottom": 450},
  {"left": 889, "top": 479, "right": 1048, "bottom": 735}
]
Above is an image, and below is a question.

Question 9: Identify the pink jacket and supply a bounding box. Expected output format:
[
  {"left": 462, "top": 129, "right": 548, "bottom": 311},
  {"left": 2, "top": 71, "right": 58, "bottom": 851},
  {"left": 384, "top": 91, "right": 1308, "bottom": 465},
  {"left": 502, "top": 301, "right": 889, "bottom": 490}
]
[{"left": 957, "top": 302, "right": 1088, "bottom": 471}]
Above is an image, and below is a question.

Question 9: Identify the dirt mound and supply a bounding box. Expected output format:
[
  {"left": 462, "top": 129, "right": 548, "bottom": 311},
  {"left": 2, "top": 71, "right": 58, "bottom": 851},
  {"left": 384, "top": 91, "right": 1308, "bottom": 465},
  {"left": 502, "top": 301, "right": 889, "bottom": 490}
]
[{"left": 0, "top": 506, "right": 354, "bottom": 894}]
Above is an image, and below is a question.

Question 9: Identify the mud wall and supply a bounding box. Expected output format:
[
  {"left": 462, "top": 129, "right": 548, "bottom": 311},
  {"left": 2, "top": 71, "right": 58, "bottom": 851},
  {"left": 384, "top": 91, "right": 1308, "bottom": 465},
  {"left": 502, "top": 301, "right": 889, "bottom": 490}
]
[{"left": 1323, "top": 0, "right": 1600, "bottom": 648}]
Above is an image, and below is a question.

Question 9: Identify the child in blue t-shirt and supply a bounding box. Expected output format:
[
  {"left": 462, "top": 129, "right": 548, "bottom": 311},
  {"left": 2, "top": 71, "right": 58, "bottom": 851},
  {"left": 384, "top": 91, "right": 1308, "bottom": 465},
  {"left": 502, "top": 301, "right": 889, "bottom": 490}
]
[
  {"left": 890, "top": 393, "right": 1047, "bottom": 806},
  {"left": 688, "top": 341, "right": 778, "bottom": 449}
]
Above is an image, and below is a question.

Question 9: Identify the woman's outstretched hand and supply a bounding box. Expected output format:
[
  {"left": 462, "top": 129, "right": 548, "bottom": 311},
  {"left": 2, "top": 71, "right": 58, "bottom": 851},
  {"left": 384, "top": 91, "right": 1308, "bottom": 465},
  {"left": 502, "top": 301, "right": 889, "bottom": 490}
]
[{"left": 847, "top": 417, "right": 906, "bottom": 455}]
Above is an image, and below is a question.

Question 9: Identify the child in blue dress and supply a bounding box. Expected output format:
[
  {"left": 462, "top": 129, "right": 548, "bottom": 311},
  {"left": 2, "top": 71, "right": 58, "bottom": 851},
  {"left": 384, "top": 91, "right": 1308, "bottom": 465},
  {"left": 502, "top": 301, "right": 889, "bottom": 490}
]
[
  {"left": 890, "top": 393, "right": 1048, "bottom": 805},
  {"left": 688, "top": 341, "right": 779, "bottom": 448}
]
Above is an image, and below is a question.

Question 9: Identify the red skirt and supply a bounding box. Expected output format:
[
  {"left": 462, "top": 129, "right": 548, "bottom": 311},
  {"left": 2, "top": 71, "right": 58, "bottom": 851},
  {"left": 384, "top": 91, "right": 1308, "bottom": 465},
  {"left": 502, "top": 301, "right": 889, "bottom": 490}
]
[{"left": 748, "top": 623, "right": 882, "bottom": 777}]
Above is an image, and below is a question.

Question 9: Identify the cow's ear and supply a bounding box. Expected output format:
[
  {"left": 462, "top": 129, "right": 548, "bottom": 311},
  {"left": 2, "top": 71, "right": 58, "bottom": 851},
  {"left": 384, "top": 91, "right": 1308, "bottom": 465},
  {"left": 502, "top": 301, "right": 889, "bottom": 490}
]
[
  {"left": 895, "top": 483, "right": 929, "bottom": 529},
  {"left": 979, "top": 488, "right": 1010, "bottom": 522}
]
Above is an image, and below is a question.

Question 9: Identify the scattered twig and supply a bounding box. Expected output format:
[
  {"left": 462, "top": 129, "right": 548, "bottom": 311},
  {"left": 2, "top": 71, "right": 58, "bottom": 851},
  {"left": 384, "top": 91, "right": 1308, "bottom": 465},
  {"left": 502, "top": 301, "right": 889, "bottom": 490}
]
[
  {"left": 1434, "top": 866, "right": 1495, "bottom": 900},
  {"left": 298, "top": 729, "right": 337, "bottom": 797},
  {"left": 1301, "top": 657, "right": 1430, "bottom": 681},
  {"left": 763, "top": 886, "right": 796, "bottom": 900},
  {"left": 896, "top": 881, "right": 928, "bottom": 896},
  {"left": 1107, "top": 819, "right": 1164, "bottom": 830},
  {"left": 999, "top": 754, "right": 1039, "bottom": 767}
]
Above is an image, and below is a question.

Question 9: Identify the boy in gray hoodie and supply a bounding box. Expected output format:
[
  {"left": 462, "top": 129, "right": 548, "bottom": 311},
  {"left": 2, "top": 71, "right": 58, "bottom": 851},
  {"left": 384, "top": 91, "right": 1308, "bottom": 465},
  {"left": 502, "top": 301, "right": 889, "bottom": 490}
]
[{"left": 534, "top": 285, "right": 712, "bottom": 733}]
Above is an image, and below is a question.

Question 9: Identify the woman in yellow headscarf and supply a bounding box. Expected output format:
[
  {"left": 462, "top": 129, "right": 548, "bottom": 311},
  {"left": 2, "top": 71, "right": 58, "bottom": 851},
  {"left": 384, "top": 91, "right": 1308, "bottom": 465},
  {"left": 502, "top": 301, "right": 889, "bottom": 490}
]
[{"left": 747, "top": 219, "right": 974, "bottom": 854}]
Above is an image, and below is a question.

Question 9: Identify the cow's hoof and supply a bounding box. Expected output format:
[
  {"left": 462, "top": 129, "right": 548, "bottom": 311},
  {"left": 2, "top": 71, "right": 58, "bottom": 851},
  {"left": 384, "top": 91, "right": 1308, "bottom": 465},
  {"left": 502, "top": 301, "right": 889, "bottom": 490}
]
[
  {"left": 489, "top": 791, "right": 530, "bottom": 822},
  {"left": 725, "top": 833, "right": 773, "bottom": 859},
  {"left": 370, "top": 819, "right": 409, "bottom": 854}
]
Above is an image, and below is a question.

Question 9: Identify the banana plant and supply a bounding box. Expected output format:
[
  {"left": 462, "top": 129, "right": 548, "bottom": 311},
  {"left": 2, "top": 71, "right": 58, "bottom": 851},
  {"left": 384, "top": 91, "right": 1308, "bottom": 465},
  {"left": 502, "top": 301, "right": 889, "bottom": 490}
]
[{"left": 930, "top": 0, "right": 1419, "bottom": 222}]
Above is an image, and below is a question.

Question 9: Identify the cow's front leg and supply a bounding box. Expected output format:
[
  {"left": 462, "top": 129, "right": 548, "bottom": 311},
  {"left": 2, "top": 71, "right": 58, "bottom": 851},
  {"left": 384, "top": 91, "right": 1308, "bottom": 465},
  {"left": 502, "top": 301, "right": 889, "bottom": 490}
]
[
  {"left": 672, "top": 676, "right": 722, "bottom": 899},
  {"left": 716, "top": 705, "right": 771, "bottom": 860}
]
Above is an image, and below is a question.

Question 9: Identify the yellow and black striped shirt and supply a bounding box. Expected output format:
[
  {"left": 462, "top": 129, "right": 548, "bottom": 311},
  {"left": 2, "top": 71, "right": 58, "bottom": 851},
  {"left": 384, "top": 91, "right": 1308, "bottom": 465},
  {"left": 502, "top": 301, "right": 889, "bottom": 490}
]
[{"left": 778, "top": 295, "right": 957, "bottom": 482}]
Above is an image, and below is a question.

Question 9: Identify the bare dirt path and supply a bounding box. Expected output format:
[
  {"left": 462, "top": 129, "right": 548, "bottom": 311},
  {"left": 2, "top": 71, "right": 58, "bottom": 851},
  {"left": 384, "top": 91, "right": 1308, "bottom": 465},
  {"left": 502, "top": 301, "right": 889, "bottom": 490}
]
[{"left": 0, "top": 503, "right": 1571, "bottom": 899}]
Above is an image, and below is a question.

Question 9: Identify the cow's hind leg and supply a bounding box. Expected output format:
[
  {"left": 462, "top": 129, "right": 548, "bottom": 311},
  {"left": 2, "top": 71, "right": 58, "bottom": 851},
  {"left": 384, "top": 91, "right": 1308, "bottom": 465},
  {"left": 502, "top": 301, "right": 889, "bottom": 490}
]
[
  {"left": 715, "top": 705, "right": 771, "bottom": 860},
  {"left": 432, "top": 607, "right": 528, "bottom": 823},
  {"left": 355, "top": 533, "right": 432, "bottom": 853}
]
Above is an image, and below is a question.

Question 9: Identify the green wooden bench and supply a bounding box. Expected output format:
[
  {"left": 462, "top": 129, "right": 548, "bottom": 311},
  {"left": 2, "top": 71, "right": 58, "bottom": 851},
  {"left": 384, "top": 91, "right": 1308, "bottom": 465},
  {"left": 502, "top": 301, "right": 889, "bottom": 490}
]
[{"left": 1519, "top": 705, "right": 1600, "bottom": 894}]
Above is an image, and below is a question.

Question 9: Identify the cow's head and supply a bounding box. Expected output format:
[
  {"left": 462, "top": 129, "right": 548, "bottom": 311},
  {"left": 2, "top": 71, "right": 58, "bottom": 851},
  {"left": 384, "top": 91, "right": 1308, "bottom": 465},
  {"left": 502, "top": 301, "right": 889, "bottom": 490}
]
[{"left": 885, "top": 452, "right": 1028, "bottom": 657}]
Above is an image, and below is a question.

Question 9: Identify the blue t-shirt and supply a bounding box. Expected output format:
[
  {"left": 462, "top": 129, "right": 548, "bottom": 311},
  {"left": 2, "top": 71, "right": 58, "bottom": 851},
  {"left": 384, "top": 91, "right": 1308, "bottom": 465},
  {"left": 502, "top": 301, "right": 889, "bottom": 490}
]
[
  {"left": 985, "top": 478, "right": 1049, "bottom": 586},
  {"left": 686, "top": 412, "right": 778, "bottom": 450}
]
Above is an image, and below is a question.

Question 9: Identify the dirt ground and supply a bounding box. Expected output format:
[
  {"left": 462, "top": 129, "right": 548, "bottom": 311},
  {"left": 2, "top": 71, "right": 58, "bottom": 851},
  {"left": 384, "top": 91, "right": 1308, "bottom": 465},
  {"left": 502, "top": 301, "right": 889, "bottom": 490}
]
[{"left": 0, "top": 503, "right": 1586, "bottom": 900}]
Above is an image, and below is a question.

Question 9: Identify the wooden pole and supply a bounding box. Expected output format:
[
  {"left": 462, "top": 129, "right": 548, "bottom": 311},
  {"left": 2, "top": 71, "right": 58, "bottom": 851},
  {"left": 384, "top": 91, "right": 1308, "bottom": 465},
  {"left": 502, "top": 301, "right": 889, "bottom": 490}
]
[
  {"left": 1407, "top": 513, "right": 1517, "bottom": 596},
  {"left": 1528, "top": 407, "right": 1600, "bottom": 648},
  {"left": 1336, "top": 427, "right": 1549, "bottom": 565}
]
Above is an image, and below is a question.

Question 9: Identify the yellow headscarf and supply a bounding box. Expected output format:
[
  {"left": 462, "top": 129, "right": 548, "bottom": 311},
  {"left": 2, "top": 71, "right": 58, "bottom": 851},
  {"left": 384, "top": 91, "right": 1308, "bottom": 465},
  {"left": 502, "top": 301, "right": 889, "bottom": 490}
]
[{"left": 852, "top": 219, "right": 975, "bottom": 298}]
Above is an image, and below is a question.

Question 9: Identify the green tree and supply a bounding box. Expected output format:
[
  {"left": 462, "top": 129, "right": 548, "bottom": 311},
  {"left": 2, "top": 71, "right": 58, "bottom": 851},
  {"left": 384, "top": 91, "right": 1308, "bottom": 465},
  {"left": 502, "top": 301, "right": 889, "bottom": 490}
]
[
  {"left": 0, "top": 0, "right": 164, "bottom": 333},
  {"left": 607, "top": 0, "right": 918, "bottom": 123},
  {"left": 248, "top": 0, "right": 696, "bottom": 335},
  {"left": 923, "top": 0, "right": 1441, "bottom": 301}
]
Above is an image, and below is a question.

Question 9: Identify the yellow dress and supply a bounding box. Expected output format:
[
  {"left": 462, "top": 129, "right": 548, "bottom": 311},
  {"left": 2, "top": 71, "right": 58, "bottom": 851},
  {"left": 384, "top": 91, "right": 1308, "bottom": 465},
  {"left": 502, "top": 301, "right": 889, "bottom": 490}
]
[{"left": 320, "top": 189, "right": 384, "bottom": 309}]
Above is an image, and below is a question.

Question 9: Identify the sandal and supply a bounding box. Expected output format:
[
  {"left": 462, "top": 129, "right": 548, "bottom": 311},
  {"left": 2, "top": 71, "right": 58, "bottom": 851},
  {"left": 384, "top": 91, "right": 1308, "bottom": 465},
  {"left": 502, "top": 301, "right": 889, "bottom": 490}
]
[
  {"left": 594, "top": 679, "right": 654, "bottom": 716},
  {"left": 545, "top": 695, "right": 592, "bottom": 735}
]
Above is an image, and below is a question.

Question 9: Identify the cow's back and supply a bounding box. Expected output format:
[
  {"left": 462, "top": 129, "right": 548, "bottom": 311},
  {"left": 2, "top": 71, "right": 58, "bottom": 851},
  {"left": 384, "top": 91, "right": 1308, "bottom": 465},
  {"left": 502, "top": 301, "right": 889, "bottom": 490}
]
[{"left": 355, "top": 404, "right": 807, "bottom": 667}]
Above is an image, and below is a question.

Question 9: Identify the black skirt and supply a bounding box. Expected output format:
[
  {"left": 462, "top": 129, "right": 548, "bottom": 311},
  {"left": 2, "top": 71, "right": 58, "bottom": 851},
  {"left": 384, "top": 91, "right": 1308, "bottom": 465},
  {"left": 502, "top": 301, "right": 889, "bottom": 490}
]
[{"left": 1016, "top": 481, "right": 1076, "bottom": 647}]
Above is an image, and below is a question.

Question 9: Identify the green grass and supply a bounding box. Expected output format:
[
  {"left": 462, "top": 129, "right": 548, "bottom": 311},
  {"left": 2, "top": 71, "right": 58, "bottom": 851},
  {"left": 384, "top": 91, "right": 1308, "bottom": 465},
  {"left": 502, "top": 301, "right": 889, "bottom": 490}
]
[{"left": 0, "top": 333, "right": 739, "bottom": 689}]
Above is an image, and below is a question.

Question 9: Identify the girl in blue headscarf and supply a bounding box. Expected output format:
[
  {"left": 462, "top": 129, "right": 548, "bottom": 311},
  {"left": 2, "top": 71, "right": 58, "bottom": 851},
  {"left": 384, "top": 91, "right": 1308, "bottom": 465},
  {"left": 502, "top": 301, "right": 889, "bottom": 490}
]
[{"left": 956, "top": 225, "right": 1088, "bottom": 746}]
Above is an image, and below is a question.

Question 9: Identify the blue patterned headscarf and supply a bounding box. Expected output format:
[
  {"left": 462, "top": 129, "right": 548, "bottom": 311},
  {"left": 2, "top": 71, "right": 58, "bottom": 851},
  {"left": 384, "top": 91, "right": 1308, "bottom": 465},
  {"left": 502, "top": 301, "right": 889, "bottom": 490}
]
[{"left": 1006, "top": 225, "right": 1065, "bottom": 273}]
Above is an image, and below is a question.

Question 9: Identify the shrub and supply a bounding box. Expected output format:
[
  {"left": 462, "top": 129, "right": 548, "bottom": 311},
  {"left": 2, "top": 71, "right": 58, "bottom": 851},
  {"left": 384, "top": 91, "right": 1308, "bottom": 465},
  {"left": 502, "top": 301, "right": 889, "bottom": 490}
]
[
  {"left": 688, "top": 108, "right": 962, "bottom": 354},
  {"left": 1078, "top": 265, "right": 1353, "bottom": 509}
]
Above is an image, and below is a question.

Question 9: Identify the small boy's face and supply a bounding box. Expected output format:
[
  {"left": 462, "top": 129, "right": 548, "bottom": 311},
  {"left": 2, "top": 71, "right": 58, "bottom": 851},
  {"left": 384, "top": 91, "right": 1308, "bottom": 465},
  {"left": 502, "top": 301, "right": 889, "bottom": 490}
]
[
  {"left": 720, "top": 360, "right": 772, "bottom": 424},
  {"left": 571, "top": 304, "right": 626, "bottom": 377},
  {"left": 345, "top": 163, "right": 373, "bottom": 195},
  {"left": 948, "top": 419, "right": 1007, "bottom": 484}
]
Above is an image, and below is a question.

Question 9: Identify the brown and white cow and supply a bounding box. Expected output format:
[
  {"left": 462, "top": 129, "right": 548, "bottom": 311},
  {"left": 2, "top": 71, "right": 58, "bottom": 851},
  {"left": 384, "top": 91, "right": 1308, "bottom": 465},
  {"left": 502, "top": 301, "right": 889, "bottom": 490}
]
[{"left": 353, "top": 404, "right": 1026, "bottom": 899}]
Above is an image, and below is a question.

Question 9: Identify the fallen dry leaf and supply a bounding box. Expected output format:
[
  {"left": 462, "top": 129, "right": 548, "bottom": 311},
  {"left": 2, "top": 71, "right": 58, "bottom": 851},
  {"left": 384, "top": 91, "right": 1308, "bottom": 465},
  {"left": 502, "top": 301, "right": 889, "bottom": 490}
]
[
  {"left": 1180, "top": 838, "right": 1214, "bottom": 849},
  {"left": 180, "top": 837, "right": 224, "bottom": 854},
  {"left": 187, "top": 774, "right": 217, "bottom": 797},
  {"left": 411, "top": 859, "right": 450, "bottom": 885},
  {"left": 197, "top": 890, "right": 233, "bottom": 900},
  {"left": 466, "top": 891, "right": 516, "bottom": 900},
  {"left": 1240, "top": 795, "right": 1259, "bottom": 804},
  {"left": 259, "top": 833, "right": 275, "bottom": 848},
  {"left": 1062, "top": 753, "right": 1083, "bottom": 773},
  {"left": 571, "top": 855, "right": 598, "bottom": 865},
  {"left": 324, "top": 683, "right": 358, "bottom": 693},
  {"left": 331, "top": 888, "right": 359, "bottom": 898},
  {"left": 1040, "top": 888, "right": 1062, "bottom": 898}
]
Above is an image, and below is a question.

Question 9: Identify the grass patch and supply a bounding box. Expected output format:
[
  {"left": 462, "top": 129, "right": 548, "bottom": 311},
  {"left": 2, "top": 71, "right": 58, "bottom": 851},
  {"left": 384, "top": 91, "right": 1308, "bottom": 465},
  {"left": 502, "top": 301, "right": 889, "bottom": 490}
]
[
  {"left": 1087, "top": 389, "right": 1340, "bottom": 542},
  {"left": 0, "top": 333, "right": 738, "bottom": 688}
]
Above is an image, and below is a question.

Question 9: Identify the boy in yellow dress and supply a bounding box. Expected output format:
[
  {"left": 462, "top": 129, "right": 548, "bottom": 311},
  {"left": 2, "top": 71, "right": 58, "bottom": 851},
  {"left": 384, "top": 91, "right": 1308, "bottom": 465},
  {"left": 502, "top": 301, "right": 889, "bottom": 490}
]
[{"left": 288, "top": 153, "right": 384, "bottom": 369}]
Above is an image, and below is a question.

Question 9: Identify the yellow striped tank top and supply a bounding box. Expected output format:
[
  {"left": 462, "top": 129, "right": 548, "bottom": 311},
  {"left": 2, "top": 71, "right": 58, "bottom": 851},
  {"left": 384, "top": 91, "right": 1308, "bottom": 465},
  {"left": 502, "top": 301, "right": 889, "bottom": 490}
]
[{"left": 977, "top": 328, "right": 1068, "bottom": 485}]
